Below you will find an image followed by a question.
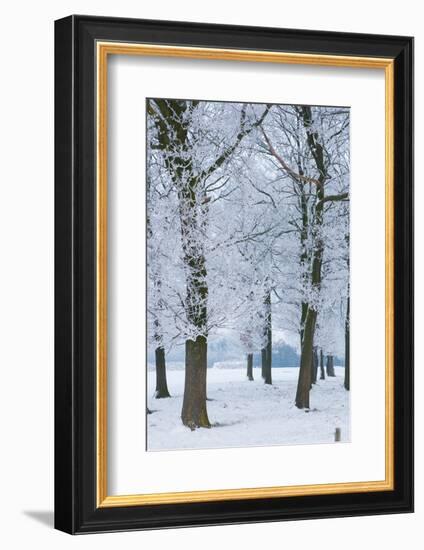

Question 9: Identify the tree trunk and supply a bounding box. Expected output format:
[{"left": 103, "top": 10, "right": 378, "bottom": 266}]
[
  {"left": 247, "top": 353, "right": 254, "bottom": 381},
  {"left": 326, "top": 354, "right": 336, "bottom": 377},
  {"left": 263, "top": 340, "right": 272, "bottom": 385},
  {"left": 295, "top": 240, "right": 321, "bottom": 407},
  {"left": 344, "top": 297, "right": 350, "bottom": 390},
  {"left": 295, "top": 106, "right": 326, "bottom": 410},
  {"left": 262, "top": 291, "right": 272, "bottom": 385},
  {"left": 261, "top": 348, "right": 266, "bottom": 379},
  {"left": 295, "top": 308, "right": 317, "bottom": 408},
  {"left": 299, "top": 183, "right": 309, "bottom": 351},
  {"left": 178, "top": 180, "right": 210, "bottom": 429},
  {"left": 300, "top": 301, "right": 308, "bottom": 350},
  {"left": 319, "top": 348, "right": 325, "bottom": 380},
  {"left": 179, "top": 206, "right": 210, "bottom": 427},
  {"left": 154, "top": 346, "right": 171, "bottom": 398},
  {"left": 180, "top": 232, "right": 209, "bottom": 428},
  {"left": 181, "top": 336, "right": 210, "bottom": 429},
  {"left": 311, "top": 346, "right": 318, "bottom": 385}
]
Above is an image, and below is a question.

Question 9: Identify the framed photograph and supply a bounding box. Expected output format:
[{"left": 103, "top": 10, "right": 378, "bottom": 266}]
[{"left": 54, "top": 15, "right": 413, "bottom": 534}]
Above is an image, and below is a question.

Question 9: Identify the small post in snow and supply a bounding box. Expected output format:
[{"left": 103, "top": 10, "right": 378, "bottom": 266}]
[{"left": 335, "top": 427, "right": 341, "bottom": 442}]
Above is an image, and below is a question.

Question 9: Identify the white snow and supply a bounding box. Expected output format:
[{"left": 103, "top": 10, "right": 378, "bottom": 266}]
[{"left": 147, "top": 366, "right": 350, "bottom": 451}]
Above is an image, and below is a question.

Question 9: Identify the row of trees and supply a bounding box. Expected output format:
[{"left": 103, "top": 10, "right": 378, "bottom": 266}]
[{"left": 147, "top": 99, "right": 350, "bottom": 429}]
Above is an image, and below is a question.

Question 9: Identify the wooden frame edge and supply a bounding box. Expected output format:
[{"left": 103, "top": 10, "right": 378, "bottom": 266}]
[{"left": 96, "top": 42, "right": 395, "bottom": 508}]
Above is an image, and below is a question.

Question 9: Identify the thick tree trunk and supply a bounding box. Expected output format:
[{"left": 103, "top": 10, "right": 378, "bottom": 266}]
[
  {"left": 262, "top": 291, "right": 272, "bottom": 385},
  {"left": 344, "top": 297, "right": 350, "bottom": 390},
  {"left": 295, "top": 308, "right": 317, "bottom": 408},
  {"left": 247, "top": 353, "right": 254, "bottom": 381},
  {"left": 263, "top": 342, "right": 272, "bottom": 385},
  {"left": 261, "top": 348, "right": 266, "bottom": 379},
  {"left": 300, "top": 302, "right": 308, "bottom": 350},
  {"left": 181, "top": 336, "right": 210, "bottom": 429},
  {"left": 154, "top": 346, "right": 171, "bottom": 398},
  {"left": 326, "top": 355, "right": 336, "bottom": 377},
  {"left": 312, "top": 346, "right": 318, "bottom": 385},
  {"left": 261, "top": 346, "right": 272, "bottom": 383},
  {"left": 320, "top": 348, "right": 325, "bottom": 380},
  {"left": 299, "top": 184, "right": 309, "bottom": 350},
  {"left": 179, "top": 217, "right": 210, "bottom": 427},
  {"left": 295, "top": 240, "right": 321, "bottom": 407},
  {"left": 180, "top": 240, "right": 209, "bottom": 428},
  {"left": 295, "top": 106, "right": 326, "bottom": 410},
  {"left": 178, "top": 179, "right": 210, "bottom": 429}
]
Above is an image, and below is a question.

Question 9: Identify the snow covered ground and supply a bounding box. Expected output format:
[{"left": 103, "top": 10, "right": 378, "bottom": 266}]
[{"left": 147, "top": 366, "right": 350, "bottom": 451}]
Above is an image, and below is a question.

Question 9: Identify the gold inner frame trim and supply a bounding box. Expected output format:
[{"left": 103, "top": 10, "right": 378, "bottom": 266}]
[{"left": 96, "top": 41, "right": 395, "bottom": 508}]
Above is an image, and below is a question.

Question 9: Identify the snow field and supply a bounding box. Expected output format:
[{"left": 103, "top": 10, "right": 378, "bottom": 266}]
[{"left": 147, "top": 366, "right": 350, "bottom": 451}]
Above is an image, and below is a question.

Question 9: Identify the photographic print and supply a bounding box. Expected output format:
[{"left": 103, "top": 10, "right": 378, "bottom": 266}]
[
  {"left": 146, "top": 98, "right": 350, "bottom": 451},
  {"left": 55, "top": 17, "right": 413, "bottom": 533}
]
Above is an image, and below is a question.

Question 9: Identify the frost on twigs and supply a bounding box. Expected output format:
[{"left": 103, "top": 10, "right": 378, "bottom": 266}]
[{"left": 146, "top": 99, "right": 350, "bottom": 444}]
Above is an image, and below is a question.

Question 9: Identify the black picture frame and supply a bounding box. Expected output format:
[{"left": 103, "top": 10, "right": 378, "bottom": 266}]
[{"left": 55, "top": 14, "right": 413, "bottom": 534}]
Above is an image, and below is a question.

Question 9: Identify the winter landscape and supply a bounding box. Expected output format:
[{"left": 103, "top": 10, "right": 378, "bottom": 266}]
[{"left": 146, "top": 98, "right": 350, "bottom": 451}]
